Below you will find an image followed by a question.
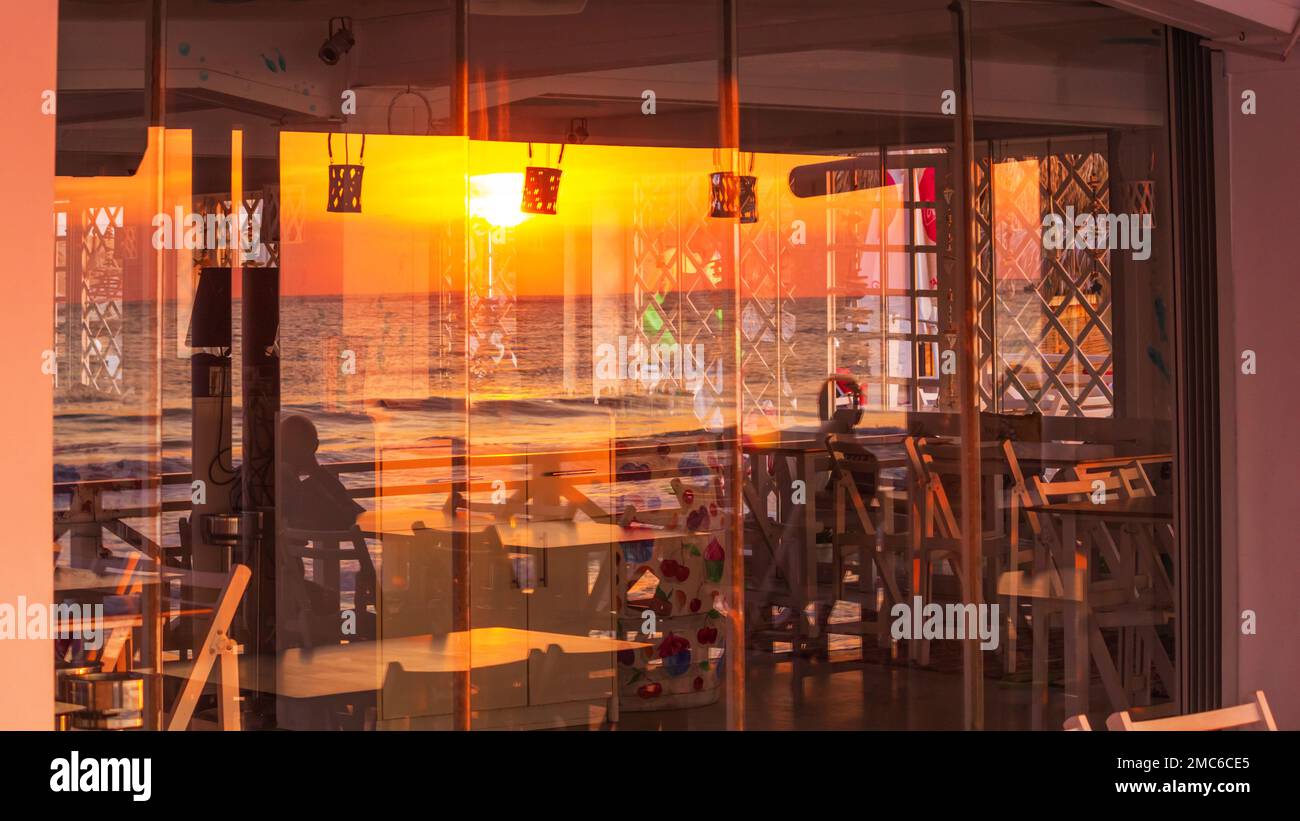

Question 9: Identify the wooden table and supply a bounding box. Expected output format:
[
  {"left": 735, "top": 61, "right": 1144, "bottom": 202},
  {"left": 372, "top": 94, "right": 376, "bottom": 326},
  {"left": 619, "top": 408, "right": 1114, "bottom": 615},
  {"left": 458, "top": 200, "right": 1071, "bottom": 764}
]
[
  {"left": 54, "top": 564, "right": 235, "bottom": 593},
  {"left": 163, "top": 626, "right": 647, "bottom": 700},
  {"left": 357, "top": 507, "right": 496, "bottom": 537},
  {"left": 54, "top": 565, "right": 159, "bottom": 592},
  {"left": 54, "top": 564, "right": 223, "bottom": 676},
  {"left": 492, "top": 520, "right": 687, "bottom": 550},
  {"left": 1024, "top": 496, "right": 1174, "bottom": 726},
  {"left": 741, "top": 430, "right": 907, "bottom": 654}
]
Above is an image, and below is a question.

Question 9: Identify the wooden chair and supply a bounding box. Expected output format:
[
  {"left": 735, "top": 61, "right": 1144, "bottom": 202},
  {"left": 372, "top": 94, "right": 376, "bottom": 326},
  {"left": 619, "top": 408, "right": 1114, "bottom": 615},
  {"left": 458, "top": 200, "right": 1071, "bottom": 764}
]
[
  {"left": 1107, "top": 691, "right": 1277, "bottom": 731},
  {"left": 904, "top": 436, "right": 1005, "bottom": 663},
  {"left": 280, "top": 525, "right": 378, "bottom": 648},
  {"left": 822, "top": 434, "right": 905, "bottom": 647},
  {"left": 167, "top": 564, "right": 251, "bottom": 731},
  {"left": 1063, "top": 714, "right": 1092, "bottom": 731}
]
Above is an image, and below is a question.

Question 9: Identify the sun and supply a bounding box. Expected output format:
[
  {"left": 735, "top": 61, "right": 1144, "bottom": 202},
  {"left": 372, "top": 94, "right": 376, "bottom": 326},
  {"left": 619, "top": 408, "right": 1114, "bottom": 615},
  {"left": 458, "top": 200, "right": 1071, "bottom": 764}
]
[{"left": 469, "top": 172, "right": 530, "bottom": 228}]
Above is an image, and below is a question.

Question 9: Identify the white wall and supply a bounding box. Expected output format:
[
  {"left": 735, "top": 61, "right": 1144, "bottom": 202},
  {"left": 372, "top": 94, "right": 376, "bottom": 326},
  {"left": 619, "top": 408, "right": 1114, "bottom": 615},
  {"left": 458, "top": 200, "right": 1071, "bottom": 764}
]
[
  {"left": 0, "top": 0, "right": 57, "bottom": 730},
  {"left": 1218, "top": 49, "right": 1300, "bottom": 729}
]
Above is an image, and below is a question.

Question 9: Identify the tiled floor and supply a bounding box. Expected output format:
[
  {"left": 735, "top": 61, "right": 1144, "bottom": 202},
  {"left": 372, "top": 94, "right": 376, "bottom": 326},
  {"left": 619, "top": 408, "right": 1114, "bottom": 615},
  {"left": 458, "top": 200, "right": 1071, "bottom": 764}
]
[{"left": 620, "top": 652, "right": 1065, "bottom": 731}]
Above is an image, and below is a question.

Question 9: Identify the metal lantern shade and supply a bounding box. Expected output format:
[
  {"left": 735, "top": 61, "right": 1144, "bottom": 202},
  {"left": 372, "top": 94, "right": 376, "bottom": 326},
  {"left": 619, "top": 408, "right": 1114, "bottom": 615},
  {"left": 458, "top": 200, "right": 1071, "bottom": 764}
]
[
  {"left": 709, "top": 171, "right": 758, "bottom": 223},
  {"left": 738, "top": 174, "right": 757, "bottom": 223},
  {"left": 521, "top": 165, "right": 562, "bottom": 215},
  {"left": 1122, "top": 179, "right": 1155, "bottom": 224},
  {"left": 327, "top": 133, "right": 365, "bottom": 213}
]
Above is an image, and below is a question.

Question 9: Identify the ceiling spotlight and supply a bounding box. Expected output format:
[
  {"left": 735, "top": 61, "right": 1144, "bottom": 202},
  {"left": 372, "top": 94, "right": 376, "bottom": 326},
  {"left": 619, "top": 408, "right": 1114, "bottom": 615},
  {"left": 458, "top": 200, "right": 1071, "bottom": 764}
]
[{"left": 319, "top": 17, "right": 355, "bottom": 66}]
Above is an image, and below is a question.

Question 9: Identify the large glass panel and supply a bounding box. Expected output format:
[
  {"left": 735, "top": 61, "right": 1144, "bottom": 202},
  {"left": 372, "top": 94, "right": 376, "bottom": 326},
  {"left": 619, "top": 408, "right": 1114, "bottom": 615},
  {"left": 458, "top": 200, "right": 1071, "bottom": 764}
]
[
  {"left": 43, "top": 0, "right": 1185, "bottom": 735},
  {"left": 737, "top": 0, "right": 970, "bottom": 729},
  {"left": 276, "top": 130, "right": 468, "bottom": 729},
  {"left": 970, "top": 1, "right": 1177, "bottom": 730},
  {"left": 465, "top": 1, "right": 737, "bottom": 731},
  {"left": 53, "top": 0, "right": 170, "bottom": 728}
]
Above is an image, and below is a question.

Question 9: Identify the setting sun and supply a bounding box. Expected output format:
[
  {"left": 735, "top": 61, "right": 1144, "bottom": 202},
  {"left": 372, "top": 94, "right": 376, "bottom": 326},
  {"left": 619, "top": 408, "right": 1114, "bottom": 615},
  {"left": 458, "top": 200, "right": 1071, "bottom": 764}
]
[{"left": 469, "top": 172, "right": 530, "bottom": 229}]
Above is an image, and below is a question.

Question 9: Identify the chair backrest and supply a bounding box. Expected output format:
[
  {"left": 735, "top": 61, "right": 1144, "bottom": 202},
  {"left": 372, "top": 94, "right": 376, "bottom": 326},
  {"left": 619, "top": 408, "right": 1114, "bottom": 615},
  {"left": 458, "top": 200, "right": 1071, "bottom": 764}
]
[
  {"left": 1107, "top": 691, "right": 1277, "bottom": 731},
  {"left": 1075, "top": 458, "right": 1157, "bottom": 499},
  {"left": 825, "top": 434, "right": 879, "bottom": 499},
  {"left": 1034, "top": 474, "right": 1124, "bottom": 505},
  {"left": 282, "top": 526, "right": 369, "bottom": 560},
  {"left": 1063, "top": 714, "right": 1092, "bottom": 731}
]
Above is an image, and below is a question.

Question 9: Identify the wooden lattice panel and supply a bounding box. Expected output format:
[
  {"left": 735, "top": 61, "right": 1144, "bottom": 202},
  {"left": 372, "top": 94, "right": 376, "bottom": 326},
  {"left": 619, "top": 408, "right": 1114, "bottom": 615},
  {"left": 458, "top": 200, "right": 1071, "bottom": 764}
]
[
  {"left": 79, "top": 206, "right": 126, "bottom": 395},
  {"left": 632, "top": 171, "right": 733, "bottom": 430},
  {"left": 977, "top": 149, "right": 1115, "bottom": 417}
]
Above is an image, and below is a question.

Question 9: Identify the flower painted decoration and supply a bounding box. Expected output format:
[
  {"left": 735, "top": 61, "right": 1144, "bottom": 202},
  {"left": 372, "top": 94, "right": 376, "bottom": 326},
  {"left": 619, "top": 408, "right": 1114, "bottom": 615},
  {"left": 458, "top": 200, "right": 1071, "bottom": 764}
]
[{"left": 704, "top": 538, "right": 725, "bottom": 582}]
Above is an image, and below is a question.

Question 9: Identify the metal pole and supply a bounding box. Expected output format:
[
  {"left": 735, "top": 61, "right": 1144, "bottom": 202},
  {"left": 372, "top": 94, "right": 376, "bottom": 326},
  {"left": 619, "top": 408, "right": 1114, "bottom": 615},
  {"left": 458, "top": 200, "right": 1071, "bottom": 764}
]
[
  {"left": 452, "top": 0, "right": 470, "bottom": 138},
  {"left": 143, "top": 0, "right": 167, "bottom": 731},
  {"left": 451, "top": 0, "right": 472, "bottom": 732},
  {"left": 719, "top": 0, "right": 746, "bottom": 731},
  {"left": 949, "top": 0, "right": 984, "bottom": 730}
]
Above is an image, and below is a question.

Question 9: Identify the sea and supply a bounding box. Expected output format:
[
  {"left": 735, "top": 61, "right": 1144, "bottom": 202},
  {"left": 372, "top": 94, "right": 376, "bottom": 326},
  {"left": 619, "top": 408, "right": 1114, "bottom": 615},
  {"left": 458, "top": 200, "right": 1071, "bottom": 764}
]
[
  {"left": 53, "top": 291, "right": 917, "bottom": 483},
  {"left": 53, "top": 292, "right": 909, "bottom": 551}
]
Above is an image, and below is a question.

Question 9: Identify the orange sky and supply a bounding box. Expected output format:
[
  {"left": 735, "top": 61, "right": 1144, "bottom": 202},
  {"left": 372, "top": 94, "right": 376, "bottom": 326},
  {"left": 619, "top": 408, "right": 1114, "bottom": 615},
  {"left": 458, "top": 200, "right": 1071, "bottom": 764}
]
[{"left": 55, "top": 130, "right": 907, "bottom": 301}]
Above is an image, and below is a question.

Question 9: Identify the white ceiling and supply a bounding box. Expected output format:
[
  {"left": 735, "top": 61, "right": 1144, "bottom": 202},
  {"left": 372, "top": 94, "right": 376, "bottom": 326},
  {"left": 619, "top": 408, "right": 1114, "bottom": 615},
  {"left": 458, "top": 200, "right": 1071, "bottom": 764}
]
[{"left": 1100, "top": 0, "right": 1300, "bottom": 38}]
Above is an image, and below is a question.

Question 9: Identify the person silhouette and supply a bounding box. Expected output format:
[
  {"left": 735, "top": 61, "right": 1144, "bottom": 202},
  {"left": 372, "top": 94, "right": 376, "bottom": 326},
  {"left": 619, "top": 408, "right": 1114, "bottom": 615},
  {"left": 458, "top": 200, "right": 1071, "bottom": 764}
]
[
  {"left": 280, "top": 414, "right": 364, "bottom": 531},
  {"left": 278, "top": 414, "right": 377, "bottom": 649},
  {"left": 818, "top": 375, "right": 864, "bottom": 435}
]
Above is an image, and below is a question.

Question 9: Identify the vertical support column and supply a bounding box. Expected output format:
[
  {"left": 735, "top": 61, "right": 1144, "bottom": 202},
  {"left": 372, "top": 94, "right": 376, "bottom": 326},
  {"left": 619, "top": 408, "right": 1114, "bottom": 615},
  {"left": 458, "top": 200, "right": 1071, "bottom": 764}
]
[
  {"left": 1167, "top": 28, "right": 1222, "bottom": 715},
  {"left": 0, "top": 0, "right": 57, "bottom": 731},
  {"left": 242, "top": 127, "right": 281, "bottom": 726},
  {"left": 948, "top": 0, "right": 984, "bottom": 730},
  {"left": 719, "top": 0, "right": 746, "bottom": 731},
  {"left": 451, "top": 0, "right": 472, "bottom": 733},
  {"left": 142, "top": 0, "right": 168, "bottom": 731}
]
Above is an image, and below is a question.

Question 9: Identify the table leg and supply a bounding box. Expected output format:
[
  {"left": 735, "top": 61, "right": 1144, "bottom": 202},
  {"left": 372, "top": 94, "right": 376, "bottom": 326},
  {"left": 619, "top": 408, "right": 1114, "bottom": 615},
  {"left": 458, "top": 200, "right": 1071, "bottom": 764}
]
[
  {"left": 801, "top": 452, "right": 819, "bottom": 646},
  {"left": 605, "top": 542, "right": 619, "bottom": 728},
  {"left": 1061, "top": 513, "right": 1089, "bottom": 719}
]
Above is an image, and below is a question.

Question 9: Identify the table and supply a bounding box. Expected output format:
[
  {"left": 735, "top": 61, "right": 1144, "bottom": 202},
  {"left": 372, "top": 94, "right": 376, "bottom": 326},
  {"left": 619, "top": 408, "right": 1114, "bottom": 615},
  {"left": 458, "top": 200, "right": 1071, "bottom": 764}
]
[
  {"left": 163, "top": 626, "right": 647, "bottom": 700},
  {"left": 357, "top": 507, "right": 496, "bottom": 537},
  {"left": 492, "top": 520, "right": 688, "bottom": 550},
  {"left": 742, "top": 432, "right": 907, "bottom": 643}
]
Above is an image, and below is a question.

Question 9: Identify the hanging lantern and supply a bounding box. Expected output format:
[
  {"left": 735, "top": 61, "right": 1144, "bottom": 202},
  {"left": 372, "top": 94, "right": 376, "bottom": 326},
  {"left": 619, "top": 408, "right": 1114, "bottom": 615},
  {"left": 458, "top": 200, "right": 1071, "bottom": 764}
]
[
  {"left": 521, "top": 165, "right": 561, "bottom": 215},
  {"left": 326, "top": 133, "right": 365, "bottom": 213},
  {"left": 708, "top": 154, "right": 758, "bottom": 223},
  {"left": 521, "top": 142, "right": 563, "bottom": 215}
]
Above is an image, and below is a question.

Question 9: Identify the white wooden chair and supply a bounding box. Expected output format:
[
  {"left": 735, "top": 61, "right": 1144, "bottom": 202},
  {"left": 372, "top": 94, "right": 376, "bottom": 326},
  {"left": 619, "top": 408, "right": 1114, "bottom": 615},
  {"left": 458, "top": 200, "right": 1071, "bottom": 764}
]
[
  {"left": 1063, "top": 714, "right": 1092, "bottom": 731},
  {"left": 1107, "top": 691, "right": 1277, "bottom": 731}
]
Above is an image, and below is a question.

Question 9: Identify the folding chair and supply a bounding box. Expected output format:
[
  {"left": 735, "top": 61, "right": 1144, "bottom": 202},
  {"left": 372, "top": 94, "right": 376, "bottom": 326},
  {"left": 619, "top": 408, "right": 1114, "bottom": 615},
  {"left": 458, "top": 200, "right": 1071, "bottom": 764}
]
[
  {"left": 280, "top": 525, "right": 377, "bottom": 648},
  {"left": 903, "top": 436, "right": 1002, "bottom": 664},
  {"left": 1063, "top": 714, "right": 1092, "bottom": 731},
  {"left": 1107, "top": 691, "right": 1276, "bottom": 731},
  {"left": 822, "top": 434, "right": 905, "bottom": 647}
]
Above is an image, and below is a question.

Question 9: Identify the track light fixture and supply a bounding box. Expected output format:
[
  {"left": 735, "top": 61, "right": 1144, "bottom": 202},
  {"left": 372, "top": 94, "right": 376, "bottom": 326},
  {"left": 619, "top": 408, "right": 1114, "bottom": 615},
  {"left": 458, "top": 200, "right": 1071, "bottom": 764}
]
[{"left": 319, "top": 17, "right": 355, "bottom": 66}]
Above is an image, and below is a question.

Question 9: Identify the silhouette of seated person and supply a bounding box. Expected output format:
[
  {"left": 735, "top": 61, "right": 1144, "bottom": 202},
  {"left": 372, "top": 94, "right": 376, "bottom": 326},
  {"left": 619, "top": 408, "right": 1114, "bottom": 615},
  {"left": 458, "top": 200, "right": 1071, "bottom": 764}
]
[
  {"left": 282, "top": 414, "right": 364, "bottom": 530},
  {"left": 818, "top": 375, "right": 864, "bottom": 435},
  {"left": 279, "top": 414, "right": 376, "bottom": 645}
]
